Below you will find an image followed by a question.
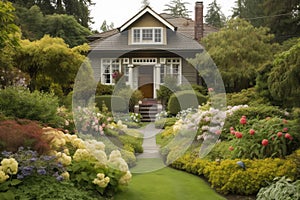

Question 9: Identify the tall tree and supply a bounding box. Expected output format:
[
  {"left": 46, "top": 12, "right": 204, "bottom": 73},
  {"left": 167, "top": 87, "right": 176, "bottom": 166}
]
[
  {"left": 205, "top": 0, "right": 226, "bottom": 28},
  {"left": 100, "top": 20, "right": 114, "bottom": 32},
  {"left": 43, "top": 14, "right": 91, "bottom": 47},
  {"left": 232, "top": 0, "right": 265, "bottom": 27},
  {"left": 16, "top": 35, "right": 89, "bottom": 92},
  {"left": 263, "top": 0, "right": 300, "bottom": 42},
  {"left": 200, "top": 18, "right": 276, "bottom": 92},
  {"left": 267, "top": 38, "right": 300, "bottom": 107},
  {"left": 164, "top": 0, "right": 191, "bottom": 18},
  {"left": 141, "top": 0, "right": 150, "bottom": 8}
]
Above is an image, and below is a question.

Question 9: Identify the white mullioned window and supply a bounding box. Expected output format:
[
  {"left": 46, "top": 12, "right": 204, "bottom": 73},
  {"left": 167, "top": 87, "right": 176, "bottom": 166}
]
[
  {"left": 160, "top": 58, "right": 182, "bottom": 84},
  {"left": 132, "top": 27, "right": 163, "bottom": 44},
  {"left": 101, "top": 59, "right": 122, "bottom": 85}
]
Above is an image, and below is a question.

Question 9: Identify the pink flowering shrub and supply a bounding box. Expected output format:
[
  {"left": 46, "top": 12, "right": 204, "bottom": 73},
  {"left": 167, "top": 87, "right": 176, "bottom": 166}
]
[{"left": 228, "top": 116, "right": 297, "bottom": 159}]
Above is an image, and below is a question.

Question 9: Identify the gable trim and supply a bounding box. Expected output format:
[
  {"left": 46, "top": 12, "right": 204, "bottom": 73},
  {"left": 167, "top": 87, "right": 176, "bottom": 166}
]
[{"left": 119, "top": 6, "right": 176, "bottom": 32}]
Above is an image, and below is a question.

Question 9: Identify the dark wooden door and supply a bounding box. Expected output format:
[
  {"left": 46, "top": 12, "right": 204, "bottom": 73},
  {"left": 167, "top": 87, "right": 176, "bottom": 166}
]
[{"left": 138, "top": 65, "right": 154, "bottom": 98}]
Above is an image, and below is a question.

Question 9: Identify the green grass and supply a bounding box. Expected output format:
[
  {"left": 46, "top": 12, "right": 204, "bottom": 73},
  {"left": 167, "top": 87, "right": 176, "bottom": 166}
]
[{"left": 115, "top": 166, "right": 226, "bottom": 200}]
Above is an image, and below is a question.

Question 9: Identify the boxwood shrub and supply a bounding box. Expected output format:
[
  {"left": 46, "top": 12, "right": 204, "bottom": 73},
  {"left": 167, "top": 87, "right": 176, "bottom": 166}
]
[
  {"left": 167, "top": 90, "right": 207, "bottom": 115},
  {"left": 95, "top": 95, "right": 127, "bottom": 112}
]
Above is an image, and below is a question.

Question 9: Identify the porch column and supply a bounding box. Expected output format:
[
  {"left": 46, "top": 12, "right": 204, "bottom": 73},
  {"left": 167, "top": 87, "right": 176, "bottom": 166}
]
[
  {"left": 128, "top": 64, "right": 134, "bottom": 88},
  {"left": 154, "top": 64, "right": 161, "bottom": 98}
]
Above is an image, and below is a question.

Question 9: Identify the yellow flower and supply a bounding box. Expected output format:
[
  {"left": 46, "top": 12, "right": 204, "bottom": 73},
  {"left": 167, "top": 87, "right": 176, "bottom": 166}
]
[
  {"left": 93, "top": 173, "right": 110, "bottom": 188},
  {"left": 56, "top": 152, "right": 72, "bottom": 166},
  {"left": 119, "top": 171, "right": 132, "bottom": 185},
  {"left": 0, "top": 170, "right": 9, "bottom": 183},
  {"left": 73, "top": 149, "right": 92, "bottom": 161},
  {"left": 61, "top": 171, "right": 70, "bottom": 180},
  {"left": 1, "top": 158, "right": 18, "bottom": 175}
]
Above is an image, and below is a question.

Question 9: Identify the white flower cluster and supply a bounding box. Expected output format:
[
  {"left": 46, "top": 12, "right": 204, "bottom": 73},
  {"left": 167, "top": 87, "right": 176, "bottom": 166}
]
[
  {"left": 93, "top": 173, "right": 110, "bottom": 188},
  {"left": 155, "top": 111, "right": 168, "bottom": 120}
]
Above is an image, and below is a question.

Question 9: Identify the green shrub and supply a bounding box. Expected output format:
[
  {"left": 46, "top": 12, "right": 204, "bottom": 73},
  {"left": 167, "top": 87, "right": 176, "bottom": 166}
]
[
  {"left": 115, "top": 88, "right": 143, "bottom": 112},
  {"left": 0, "top": 87, "right": 61, "bottom": 125},
  {"left": 171, "top": 153, "right": 297, "bottom": 195},
  {"left": 120, "top": 150, "right": 137, "bottom": 168},
  {"left": 157, "top": 76, "right": 180, "bottom": 108},
  {"left": 226, "top": 88, "right": 269, "bottom": 106},
  {"left": 168, "top": 90, "right": 207, "bottom": 115},
  {"left": 256, "top": 176, "right": 300, "bottom": 200},
  {"left": 224, "top": 105, "right": 289, "bottom": 132},
  {"left": 155, "top": 117, "right": 177, "bottom": 129},
  {"left": 96, "top": 83, "right": 114, "bottom": 95},
  {"left": 95, "top": 95, "right": 127, "bottom": 112}
]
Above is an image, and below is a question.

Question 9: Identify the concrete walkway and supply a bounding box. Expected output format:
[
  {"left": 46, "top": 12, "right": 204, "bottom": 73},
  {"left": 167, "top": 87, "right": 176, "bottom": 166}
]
[{"left": 136, "top": 123, "right": 162, "bottom": 158}]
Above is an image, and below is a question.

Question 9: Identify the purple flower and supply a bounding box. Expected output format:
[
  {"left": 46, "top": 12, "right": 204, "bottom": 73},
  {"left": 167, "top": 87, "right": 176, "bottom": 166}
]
[
  {"left": 56, "top": 175, "right": 63, "bottom": 182},
  {"left": 17, "top": 174, "right": 24, "bottom": 179},
  {"left": 37, "top": 168, "right": 47, "bottom": 175}
]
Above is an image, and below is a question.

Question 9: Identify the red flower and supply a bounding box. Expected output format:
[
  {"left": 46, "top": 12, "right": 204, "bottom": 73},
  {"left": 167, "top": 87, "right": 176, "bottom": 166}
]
[
  {"left": 240, "top": 116, "right": 247, "bottom": 125},
  {"left": 262, "top": 139, "right": 268, "bottom": 146},
  {"left": 230, "top": 127, "right": 235, "bottom": 131},
  {"left": 282, "top": 119, "right": 288, "bottom": 124},
  {"left": 285, "top": 133, "right": 293, "bottom": 140},
  {"left": 229, "top": 146, "right": 234, "bottom": 151},
  {"left": 249, "top": 129, "right": 255, "bottom": 135},
  {"left": 283, "top": 127, "right": 288, "bottom": 132},
  {"left": 230, "top": 130, "right": 235, "bottom": 135},
  {"left": 277, "top": 132, "right": 283, "bottom": 137},
  {"left": 235, "top": 131, "right": 243, "bottom": 139}
]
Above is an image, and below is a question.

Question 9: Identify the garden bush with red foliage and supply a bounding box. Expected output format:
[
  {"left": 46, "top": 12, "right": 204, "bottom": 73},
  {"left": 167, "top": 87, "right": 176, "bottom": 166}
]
[{"left": 0, "top": 119, "right": 50, "bottom": 154}]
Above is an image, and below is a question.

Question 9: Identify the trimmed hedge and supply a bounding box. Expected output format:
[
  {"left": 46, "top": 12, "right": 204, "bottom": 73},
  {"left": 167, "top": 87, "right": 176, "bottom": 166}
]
[
  {"left": 171, "top": 151, "right": 298, "bottom": 195},
  {"left": 167, "top": 90, "right": 207, "bottom": 115},
  {"left": 95, "top": 95, "right": 127, "bottom": 112}
]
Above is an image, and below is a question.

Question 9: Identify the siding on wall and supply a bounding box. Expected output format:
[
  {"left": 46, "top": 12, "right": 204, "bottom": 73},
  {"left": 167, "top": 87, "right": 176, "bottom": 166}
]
[{"left": 181, "top": 59, "right": 198, "bottom": 85}]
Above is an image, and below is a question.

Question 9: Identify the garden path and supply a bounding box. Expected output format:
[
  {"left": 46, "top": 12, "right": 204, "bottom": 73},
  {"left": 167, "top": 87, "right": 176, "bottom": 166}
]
[{"left": 136, "top": 123, "right": 161, "bottom": 159}]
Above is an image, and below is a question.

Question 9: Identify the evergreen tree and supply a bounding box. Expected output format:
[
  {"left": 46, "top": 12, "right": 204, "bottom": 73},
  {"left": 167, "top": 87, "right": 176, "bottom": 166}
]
[
  {"left": 100, "top": 20, "right": 114, "bottom": 32},
  {"left": 141, "top": 0, "right": 150, "bottom": 8},
  {"left": 164, "top": 0, "right": 191, "bottom": 18},
  {"left": 205, "top": 0, "right": 226, "bottom": 28}
]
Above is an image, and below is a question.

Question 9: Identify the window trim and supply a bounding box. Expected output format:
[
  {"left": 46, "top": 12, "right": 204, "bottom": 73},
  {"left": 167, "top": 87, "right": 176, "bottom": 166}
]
[
  {"left": 160, "top": 58, "right": 182, "bottom": 85},
  {"left": 101, "top": 58, "right": 122, "bottom": 85},
  {"left": 132, "top": 27, "right": 164, "bottom": 45}
]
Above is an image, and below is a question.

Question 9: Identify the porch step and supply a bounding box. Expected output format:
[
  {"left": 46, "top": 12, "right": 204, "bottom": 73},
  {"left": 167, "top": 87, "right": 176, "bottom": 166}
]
[{"left": 138, "top": 99, "right": 161, "bottom": 122}]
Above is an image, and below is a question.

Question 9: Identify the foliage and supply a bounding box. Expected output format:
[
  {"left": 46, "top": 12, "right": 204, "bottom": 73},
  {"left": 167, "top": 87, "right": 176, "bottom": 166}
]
[
  {"left": 154, "top": 117, "right": 177, "bottom": 129},
  {"left": 226, "top": 116, "right": 297, "bottom": 159},
  {"left": 96, "top": 83, "right": 114, "bottom": 95},
  {"left": 16, "top": 35, "right": 89, "bottom": 92},
  {"left": 168, "top": 90, "right": 207, "bottom": 115},
  {"left": 205, "top": 0, "right": 226, "bottom": 28},
  {"left": 10, "top": 0, "right": 94, "bottom": 28},
  {"left": 267, "top": 38, "right": 300, "bottom": 107},
  {"left": 141, "top": 0, "right": 150, "bottom": 8},
  {"left": 0, "top": 1, "right": 20, "bottom": 49},
  {"left": 0, "top": 120, "right": 50, "bottom": 154},
  {"left": 201, "top": 18, "right": 276, "bottom": 92},
  {"left": 226, "top": 88, "right": 270, "bottom": 106},
  {"left": 43, "top": 14, "right": 91, "bottom": 47},
  {"left": 95, "top": 95, "right": 127, "bottom": 113},
  {"left": 0, "top": 87, "right": 62, "bottom": 125},
  {"left": 157, "top": 75, "right": 180, "bottom": 108},
  {"left": 257, "top": 176, "right": 300, "bottom": 200},
  {"left": 115, "top": 88, "right": 143, "bottom": 112},
  {"left": 171, "top": 153, "right": 297, "bottom": 195},
  {"left": 100, "top": 20, "right": 114, "bottom": 32},
  {"left": 163, "top": 0, "right": 191, "bottom": 18}
]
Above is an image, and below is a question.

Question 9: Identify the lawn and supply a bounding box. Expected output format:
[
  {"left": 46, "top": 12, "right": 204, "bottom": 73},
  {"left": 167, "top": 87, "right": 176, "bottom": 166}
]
[{"left": 115, "top": 163, "right": 226, "bottom": 200}]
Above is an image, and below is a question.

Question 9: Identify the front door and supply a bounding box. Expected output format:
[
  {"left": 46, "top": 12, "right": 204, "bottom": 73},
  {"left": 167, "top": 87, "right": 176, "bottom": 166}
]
[{"left": 138, "top": 65, "right": 153, "bottom": 98}]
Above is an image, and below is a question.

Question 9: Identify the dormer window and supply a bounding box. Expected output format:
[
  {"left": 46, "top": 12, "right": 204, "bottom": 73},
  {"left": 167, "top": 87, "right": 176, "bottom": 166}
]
[{"left": 132, "top": 27, "right": 163, "bottom": 44}]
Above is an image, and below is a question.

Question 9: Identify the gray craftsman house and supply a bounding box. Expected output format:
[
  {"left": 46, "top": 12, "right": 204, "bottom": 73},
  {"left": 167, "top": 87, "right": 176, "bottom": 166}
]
[{"left": 88, "top": 2, "right": 217, "bottom": 99}]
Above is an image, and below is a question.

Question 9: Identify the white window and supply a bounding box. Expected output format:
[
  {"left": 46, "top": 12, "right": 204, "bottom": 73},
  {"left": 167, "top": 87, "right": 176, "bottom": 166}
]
[
  {"left": 101, "top": 59, "right": 121, "bottom": 85},
  {"left": 132, "top": 28, "right": 163, "bottom": 44},
  {"left": 160, "top": 58, "right": 182, "bottom": 84}
]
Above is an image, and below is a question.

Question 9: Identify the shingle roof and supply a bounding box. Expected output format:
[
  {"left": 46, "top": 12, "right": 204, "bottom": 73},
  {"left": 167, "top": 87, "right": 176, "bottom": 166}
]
[{"left": 90, "top": 29, "right": 203, "bottom": 52}]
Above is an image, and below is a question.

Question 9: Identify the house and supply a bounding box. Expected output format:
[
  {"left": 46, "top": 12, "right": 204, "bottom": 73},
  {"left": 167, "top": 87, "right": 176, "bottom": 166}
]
[
  {"left": 87, "top": 2, "right": 218, "bottom": 121},
  {"left": 88, "top": 1, "right": 217, "bottom": 99}
]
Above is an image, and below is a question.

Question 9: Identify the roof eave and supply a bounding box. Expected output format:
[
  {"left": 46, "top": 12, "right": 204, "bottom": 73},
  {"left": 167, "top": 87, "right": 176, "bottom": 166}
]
[{"left": 118, "top": 6, "right": 177, "bottom": 32}]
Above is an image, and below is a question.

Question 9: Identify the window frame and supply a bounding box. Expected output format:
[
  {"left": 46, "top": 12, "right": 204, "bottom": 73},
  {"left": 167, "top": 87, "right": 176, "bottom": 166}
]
[
  {"left": 160, "top": 58, "right": 182, "bottom": 85},
  {"left": 101, "top": 58, "right": 122, "bottom": 85},
  {"left": 132, "top": 27, "right": 163, "bottom": 44}
]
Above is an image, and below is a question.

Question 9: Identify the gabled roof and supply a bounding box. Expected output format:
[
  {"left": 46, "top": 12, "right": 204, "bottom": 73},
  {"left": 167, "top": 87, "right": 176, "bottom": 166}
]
[{"left": 118, "top": 6, "right": 177, "bottom": 32}]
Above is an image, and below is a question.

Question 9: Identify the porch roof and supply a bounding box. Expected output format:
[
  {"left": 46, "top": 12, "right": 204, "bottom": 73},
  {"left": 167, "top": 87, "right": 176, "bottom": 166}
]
[{"left": 89, "top": 29, "right": 204, "bottom": 58}]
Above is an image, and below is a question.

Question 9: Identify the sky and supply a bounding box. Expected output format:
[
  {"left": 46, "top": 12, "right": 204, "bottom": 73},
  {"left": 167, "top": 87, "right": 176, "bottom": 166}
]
[{"left": 90, "top": 0, "right": 236, "bottom": 31}]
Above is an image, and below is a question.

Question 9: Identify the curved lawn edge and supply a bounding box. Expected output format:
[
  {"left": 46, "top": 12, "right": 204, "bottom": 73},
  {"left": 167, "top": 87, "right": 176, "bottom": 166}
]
[{"left": 114, "top": 166, "right": 226, "bottom": 200}]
